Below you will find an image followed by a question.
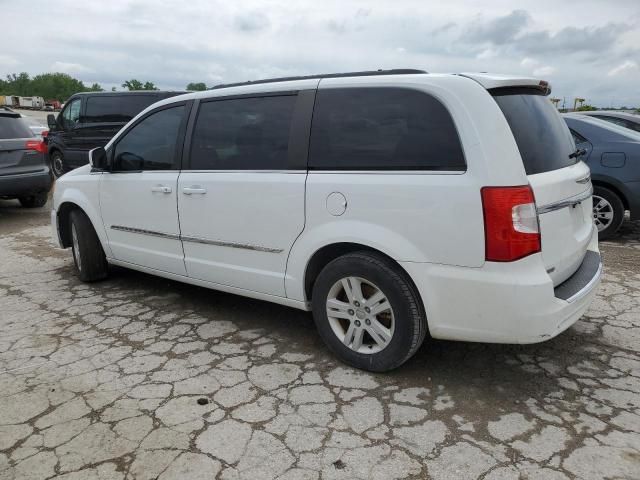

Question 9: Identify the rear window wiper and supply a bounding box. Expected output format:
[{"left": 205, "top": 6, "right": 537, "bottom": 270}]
[{"left": 569, "top": 148, "right": 586, "bottom": 159}]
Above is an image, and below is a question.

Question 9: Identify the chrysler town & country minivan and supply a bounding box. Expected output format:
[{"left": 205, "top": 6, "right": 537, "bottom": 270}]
[{"left": 52, "top": 70, "right": 602, "bottom": 371}]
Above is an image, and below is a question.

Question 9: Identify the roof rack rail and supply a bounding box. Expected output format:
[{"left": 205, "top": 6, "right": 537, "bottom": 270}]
[{"left": 211, "top": 69, "right": 427, "bottom": 90}]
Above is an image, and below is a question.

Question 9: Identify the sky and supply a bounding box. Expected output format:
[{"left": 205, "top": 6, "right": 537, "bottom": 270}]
[{"left": 1, "top": 0, "right": 639, "bottom": 107}]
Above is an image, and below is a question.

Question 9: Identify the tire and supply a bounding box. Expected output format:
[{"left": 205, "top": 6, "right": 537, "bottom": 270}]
[
  {"left": 311, "top": 251, "right": 427, "bottom": 372},
  {"left": 593, "top": 186, "right": 624, "bottom": 240},
  {"left": 18, "top": 193, "right": 48, "bottom": 208},
  {"left": 50, "top": 150, "right": 65, "bottom": 178},
  {"left": 69, "top": 210, "right": 109, "bottom": 282}
]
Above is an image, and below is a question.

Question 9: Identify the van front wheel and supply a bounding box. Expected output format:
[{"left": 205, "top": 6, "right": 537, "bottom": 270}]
[
  {"left": 69, "top": 210, "right": 109, "bottom": 282},
  {"left": 50, "top": 151, "right": 65, "bottom": 178},
  {"left": 311, "top": 252, "right": 427, "bottom": 372}
]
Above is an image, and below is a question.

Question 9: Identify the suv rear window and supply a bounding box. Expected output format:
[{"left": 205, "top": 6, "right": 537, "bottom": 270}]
[
  {"left": 0, "top": 115, "right": 33, "bottom": 139},
  {"left": 492, "top": 89, "right": 576, "bottom": 175},
  {"left": 84, "top": 95, "right": 159, "bottom": 123},
  {"left": 308, "top": 87, "right": 466, "bottom": 171}
]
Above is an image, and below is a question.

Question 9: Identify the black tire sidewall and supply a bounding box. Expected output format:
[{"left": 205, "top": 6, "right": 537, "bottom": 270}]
[
  {"left": 312, "top": 253, "right": 423, "bottom": 372},
  {"left": 69, "top": 210, "right": 108, "bottom": 282},
  {"left": 51, "top": 151, "right": 65, "bottom": 178},
  {"left": 593, "top": 186, "right": 624, "bottom": 240}
]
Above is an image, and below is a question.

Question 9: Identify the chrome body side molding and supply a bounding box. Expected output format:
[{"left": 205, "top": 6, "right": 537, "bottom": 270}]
[
  {"left": 110, "top": 226, "right": 283, "bottom": 253},
  {"left": 110, "top": 225, "right": 181, "bottom": 240}
]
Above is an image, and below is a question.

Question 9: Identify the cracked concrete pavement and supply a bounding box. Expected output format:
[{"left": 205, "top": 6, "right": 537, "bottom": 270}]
[{"left": 1, "top": 199, "right": 639, "bottom": 479}]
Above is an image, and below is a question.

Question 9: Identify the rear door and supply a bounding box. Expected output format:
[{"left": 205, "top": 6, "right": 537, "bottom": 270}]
[
  {"left": 492, "top": 89, "right": 594, "bottom": 285},
  {"left": 177, "top": 90, "right": 314, "bottom": 296}
]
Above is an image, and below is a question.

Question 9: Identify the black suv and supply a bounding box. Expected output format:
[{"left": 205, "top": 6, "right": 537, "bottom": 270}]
[
  {"left": 0, "top": 108, "right": 52, "bottom": 207},
  {"left": 46, "top": 91, "right": 186, "bottom": 177}
]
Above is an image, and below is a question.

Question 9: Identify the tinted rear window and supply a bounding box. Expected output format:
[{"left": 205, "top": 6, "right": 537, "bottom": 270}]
[
  {"left": 0, "top": 116, "right": 34, "bottom": 139},
  {"left": 492, "top": 89, "right": 576, "bottom": 175},
  {"left": 308, "top": 87, "right": 466, "bottom": 171},
  {"left": 84, "top": 95, "right": 159, "bottom": 123}
]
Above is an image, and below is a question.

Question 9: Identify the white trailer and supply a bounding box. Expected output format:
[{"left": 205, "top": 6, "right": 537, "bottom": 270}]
[
  {"left": 18, "top": 96, "right": 34, "bottom": 108},
  {"left": 32, "top": 96, "right": 45, "bottom": 109}
]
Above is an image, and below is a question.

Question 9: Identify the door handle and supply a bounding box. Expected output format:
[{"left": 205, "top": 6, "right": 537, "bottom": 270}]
[
  {"left": 182, "top": 186, "right": 207, "bottom": 195},
  {"left": 151, "top": 185, "right": 172, "bottom": 194}
]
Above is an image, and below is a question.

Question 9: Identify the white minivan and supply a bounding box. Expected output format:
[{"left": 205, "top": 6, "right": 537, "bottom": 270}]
[{"left": 52, "top": 69, "right": 602, "bottom": 371}]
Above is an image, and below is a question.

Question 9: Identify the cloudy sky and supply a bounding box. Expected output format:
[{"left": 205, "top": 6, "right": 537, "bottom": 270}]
[{"left": 2, "top": 0, "right": 639, "bottom": 106}]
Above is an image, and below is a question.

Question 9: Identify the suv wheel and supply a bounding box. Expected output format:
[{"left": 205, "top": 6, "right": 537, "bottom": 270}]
[
  {"left": 50, "top": 151, "right": 65, "bottom": 178},
  {"left": 69, "top": 210, "right": 109, "bottom": 282},
  {"left": 18, "top": 193, "right": 48, "bottom": 208},
  {"left": 593, "top": 186, "right": 624, "bottom": 240},
  {"left": 312, "top": 251, "right": 427, "bottom": 372}
]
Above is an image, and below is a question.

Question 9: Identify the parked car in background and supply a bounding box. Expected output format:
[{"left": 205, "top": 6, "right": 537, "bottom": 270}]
[
  {"left": 20, "top": 114, "right": 48, "bottom": 138},
  {"left": 577, "top": 110, "right": 640, "bottom": 133},
  {"left": 563, "top": 113, "right": 640, "bottom": 239},
  {"left": 46, "top": 90, "right": 186, "bottom": 177},
  {"left": 0, "top": 109, "right": 52, "bottom": 207},
  {"left": 53, "top": 70, "right": 601, "bottom": 371}
]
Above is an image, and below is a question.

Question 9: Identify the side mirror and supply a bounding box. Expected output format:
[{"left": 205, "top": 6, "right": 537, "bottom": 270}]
[
  {"left": 89, "top": 147, "right": 110, "bottom": 171},
  {"left": 47, "top": 114, "right": 57, "bottom": 129}
]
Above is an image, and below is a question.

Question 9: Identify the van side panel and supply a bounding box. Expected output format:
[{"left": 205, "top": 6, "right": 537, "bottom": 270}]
[{"left": 286, "top": 76, "right": 518, "bottom": 302}]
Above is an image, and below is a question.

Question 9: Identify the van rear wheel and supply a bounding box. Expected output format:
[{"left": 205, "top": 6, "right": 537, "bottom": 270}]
[
  {"left": 69, "top": 210, "right": 109, "bottom": 282},
  {"left": 311, "top": 252, "right": 427, "bottom": 372},
  {"left": 593, "top": 186, "right": 624, "bottom": 240}
]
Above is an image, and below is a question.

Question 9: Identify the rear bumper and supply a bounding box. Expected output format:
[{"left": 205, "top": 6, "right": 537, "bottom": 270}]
[
  {"left": 0, "top": 168, "right": 52, "bottom": 197},
  {"left": 401, "top": 226, "right": 601, "bottom": 344}
]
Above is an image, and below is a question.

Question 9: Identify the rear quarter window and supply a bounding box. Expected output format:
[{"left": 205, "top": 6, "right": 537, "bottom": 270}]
[
  {"left": 84, "top": 95, "right": 160, "bottom": 123},
  {"left": 492, "top": 89, "right": 576, "bottom": 175},
  {"left": 0, "top": 116, "right": 34, "bottom": 139},
  {"left": 308, "top": 87, "right": 466, "bottom": 171}
]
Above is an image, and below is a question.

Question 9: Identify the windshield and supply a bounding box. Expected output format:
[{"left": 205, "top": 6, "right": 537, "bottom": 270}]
[{"left": 492, "top": 89, "right": 577, "bottom": 175}]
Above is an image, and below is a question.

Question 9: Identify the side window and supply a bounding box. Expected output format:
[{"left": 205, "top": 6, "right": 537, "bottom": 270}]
[
  {"left": 600, "top": 116, "right": 628, "bottom": 128},
  {"left": 308, "top": 87, "right": 466, "bottom": 171},
  {"left": 113, "top": 105, "right": 185, "bottom": 171},
  {"left": 61, "top": 99, "right": 81, "bottom": 129},
  {"left": 188, "top": 95, "right": 297, "bottom": 170},
  {"left": 624, "top": 120, "right": 640, "bottom": 133}
]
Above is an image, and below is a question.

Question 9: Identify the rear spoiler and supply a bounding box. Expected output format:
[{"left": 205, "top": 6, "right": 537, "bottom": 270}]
[{"left": 457, "top": 73, "right": 551, "bottom": 95}]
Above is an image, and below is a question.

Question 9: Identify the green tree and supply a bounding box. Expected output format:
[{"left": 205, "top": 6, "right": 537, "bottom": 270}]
[
  {"left": 576, "top": 105, "right": 597, "bottom": 111},
  {"left": 5, "top": 72, "right": 31, "bottom": 96},
  {"left": 121, "top": 79, "right": 158, "bottom": 91},
  {"left": 121, "top": 79, "right": 144, "bottom": 90},
  {"left": 186, "top": 82, "right": 207, "bottom": 91},
  {"left": 88, "top": 83, "right": 104, "bottom": 92}
]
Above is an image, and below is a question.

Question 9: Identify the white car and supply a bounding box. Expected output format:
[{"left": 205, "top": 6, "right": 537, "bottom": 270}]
[{"left": 52, "top": 69, "right": 602, "bottom": 371}]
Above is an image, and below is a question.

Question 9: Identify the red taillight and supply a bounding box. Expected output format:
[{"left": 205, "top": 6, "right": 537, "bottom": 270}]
[
  {"left": 25, "top": 139, "right": 47, "bottom": 153},
  {"left": 481, "top": 185, "right": 541, "bottom": 262}
]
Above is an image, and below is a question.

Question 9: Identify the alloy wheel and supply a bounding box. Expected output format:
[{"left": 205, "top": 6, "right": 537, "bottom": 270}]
[
  {"left": 592, "top": 194, "right": 614, "bottom": 232},
  {"left": 326, "top": 276, "right": 395, "bottom": 354}
]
